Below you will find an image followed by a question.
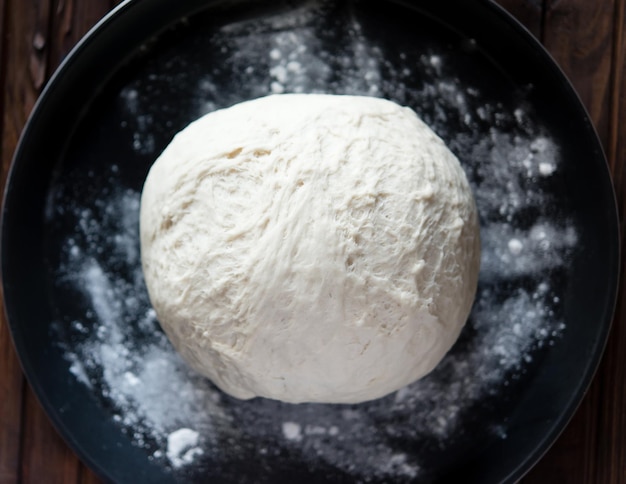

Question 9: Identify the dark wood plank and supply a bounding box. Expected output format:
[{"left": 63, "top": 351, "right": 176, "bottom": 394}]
[
  {"left": 495, "top": 0, "right": 543, "bottom": 38},
  {"left": 594, "top": 0, "right": 626, "bottom": 480},
  {"left": 0, "top": 316, "right": 23, "bottom": 484},
  {"left": 0, "top": 1, "right": 53, "bottom": 482},
  {"left": 0, "top": 4, "right": 24, "bottom": 483},
  {"left": 78, "top": 465, "right": 102, "bottom": 484},
  {"left": 610, "top": 0, "right": 626, "bottom": 174},
  {"left": 1, "top": 0, "right": 51, "bottom": 166},
  {"left": 0, "top": 0, "right": 7, "bottom": 172},
  {"left": 541, "top": 0, "right": 616, "bottom": 146},
  {"left": 20, "top": 391, "right": 80, "bottom": 484},
  {"left": 48, "top": 0, "right": 112, "bottom": 70}
]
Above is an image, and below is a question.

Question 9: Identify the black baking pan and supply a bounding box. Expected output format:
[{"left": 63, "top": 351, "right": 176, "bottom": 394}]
[{"left": 1, "top": 0, "right": 619, "bottom": 482}]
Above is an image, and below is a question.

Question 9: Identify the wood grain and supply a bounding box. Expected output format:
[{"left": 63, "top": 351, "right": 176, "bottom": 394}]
[
  {"left": 1, "top": 0, "right": 50, "bottom": 168},
  {"left": 0, "top": 4, "right": 20, "bottom": 475},
  {"left": 542, "top": 0, "right": 616, "bottom": 146},
  {"left": 0, "top": 316, "right": 22, "bottom": 484},
  {"left": 595, "top": 0, "right": 626, "bottom": 480},
  {"left": 0, "top": 1, "right": 51, "bottom": 482},
  {"left": 48, "top": 0, "right": 112, "bottom": 70},
  {"left": 20, "top": 393, "right": 79, "bottom": 484},
  {"left": 78, "top": 466, "right": 102, "bottom": 484}
]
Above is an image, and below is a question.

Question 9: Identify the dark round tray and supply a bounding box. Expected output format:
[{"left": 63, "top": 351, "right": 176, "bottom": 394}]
[{"left": 1, "top": 0, "right": 619, "bottom": 482}]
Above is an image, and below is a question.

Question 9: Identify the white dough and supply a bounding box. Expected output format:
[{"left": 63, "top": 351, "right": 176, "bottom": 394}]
[{"left": 140, "top": 94, "right": 480, "bottom": 404}]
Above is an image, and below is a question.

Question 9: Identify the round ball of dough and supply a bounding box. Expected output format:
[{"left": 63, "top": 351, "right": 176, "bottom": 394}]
[{"left": 140, "top": 94, "right": 480, "bottom": 404}]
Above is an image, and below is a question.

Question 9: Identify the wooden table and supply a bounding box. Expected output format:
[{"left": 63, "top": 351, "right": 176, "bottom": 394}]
[{"left": 0, "top": 1, "right": 624, "bottom": 483}]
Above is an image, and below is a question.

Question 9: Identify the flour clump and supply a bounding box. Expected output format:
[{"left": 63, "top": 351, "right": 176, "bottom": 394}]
[{"left": 140, "top": 94, "right": 480, "bottom": 404}]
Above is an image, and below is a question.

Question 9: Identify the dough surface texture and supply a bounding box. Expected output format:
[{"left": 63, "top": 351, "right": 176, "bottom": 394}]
[{"left": 140, "top": 94, "right": 480, "bottom": 404}]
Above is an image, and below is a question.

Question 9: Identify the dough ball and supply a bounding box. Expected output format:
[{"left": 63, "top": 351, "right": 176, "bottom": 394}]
[{"left": 140, "top": 94, "right": 480, "bottom": 404}]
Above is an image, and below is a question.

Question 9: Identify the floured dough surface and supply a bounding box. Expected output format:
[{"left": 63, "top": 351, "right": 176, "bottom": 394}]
[{"left": 140, "top": 94, "right": 480, "bottom": 404}]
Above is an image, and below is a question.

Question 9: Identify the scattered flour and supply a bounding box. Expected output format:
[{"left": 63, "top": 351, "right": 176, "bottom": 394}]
[
  {"left": 167, "top": 428, "right": 203, "bottom": 468},
  {"left": 48, "top": 1, "right": 579, "bottom": 481},
  {"left": 282, "top": 422, "right": 303, "bottom": 442}
]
